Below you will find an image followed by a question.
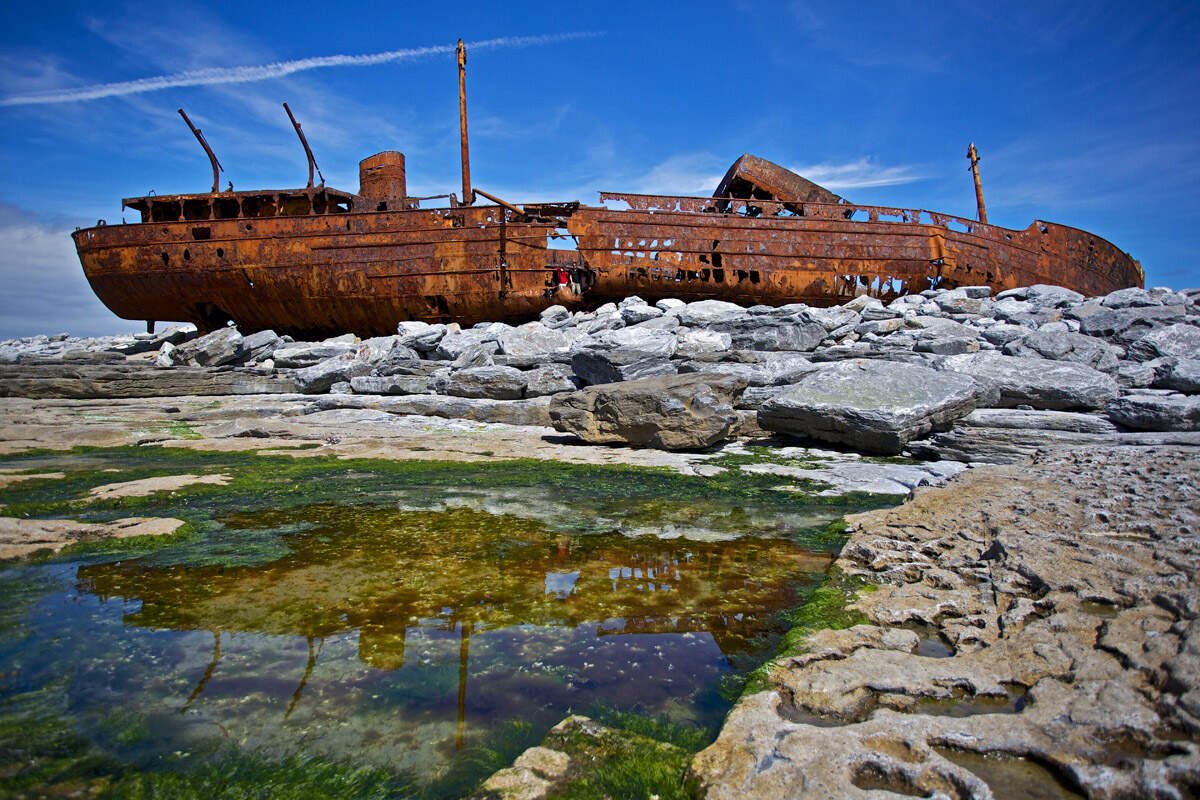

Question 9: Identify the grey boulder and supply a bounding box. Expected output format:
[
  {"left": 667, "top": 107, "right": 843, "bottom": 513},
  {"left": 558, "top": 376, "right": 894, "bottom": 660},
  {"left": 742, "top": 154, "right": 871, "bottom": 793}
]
[
  {"left": 1003, "top": 330, "right": 1122, "bottom": 372},
  {"left": 549, "top": 373, "right": 747, "bottom": 450},
  {"left": 290, "top": 352, "right": 373, "bottom": 393},
  {"left": 172, "top": 327, "right": 244, "bottom": 367},
  {"left": 757, "top": 359, "right": 982, "bottom": 455},
  {"left": 571, "top": 349, "right": 677, "bottom": 385},
  {"left": 349, "top": 375, "right": 431, "bottom": 395},
  {"left": 444, "top": 365, "right": 527, "bottom": 400},
  {"left": 1107, "top": 393, "right": 1200, "bottom": 432},
  {"left": 1126, "top": 323, "right": 1200, "bottom": 361},
  {"left": 940, "top": 352, "right": 1118, "bottom": 410},
  {"left": 273, "top": 341, "right": 358, "bottom": 368}
]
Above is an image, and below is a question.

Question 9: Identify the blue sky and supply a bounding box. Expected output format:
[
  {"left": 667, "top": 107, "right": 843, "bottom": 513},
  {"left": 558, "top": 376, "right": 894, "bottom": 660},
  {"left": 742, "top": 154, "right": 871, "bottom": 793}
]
[{"left": 0, "top": 1, "right": 1197, "bottom": 338}]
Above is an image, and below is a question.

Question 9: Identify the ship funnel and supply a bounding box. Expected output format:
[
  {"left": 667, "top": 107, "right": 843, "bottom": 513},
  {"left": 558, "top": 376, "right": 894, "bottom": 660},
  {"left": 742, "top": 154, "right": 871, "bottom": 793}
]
[{"left": 359, "top": 151, "right": 408, "bottom": 211}]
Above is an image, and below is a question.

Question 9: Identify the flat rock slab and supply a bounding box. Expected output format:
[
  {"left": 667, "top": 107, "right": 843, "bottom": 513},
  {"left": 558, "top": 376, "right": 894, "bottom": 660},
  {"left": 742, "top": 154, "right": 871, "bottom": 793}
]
[
  {"left": 692, "top": 445, "right": 1200, "bottom": 799},
  {"left": 758, "top": 359, "right": 982, "bottom": 455},
  {"left": 0, "top": 364, "right": 298, "bottom": 399},
  {"left": 0, "top": 516, "right": 186, "bottom": 559},
  {"left": 1108, "top": 392, "right": 1200, "bottom": 431},
  {"left": 0, "top": 470, "right": 65, "bottom": 489},
  {"left": 743, "top": 460, "right": 968, "bottom": 496},
  {"left": 940, "top": 352, "right": 1119, "bottom": 410},
  {"left": 87, "top": 473, "right": 231, "bottom": 500},
  {"left": 550, "top": 373, "right": 747, "bottom": 450}
]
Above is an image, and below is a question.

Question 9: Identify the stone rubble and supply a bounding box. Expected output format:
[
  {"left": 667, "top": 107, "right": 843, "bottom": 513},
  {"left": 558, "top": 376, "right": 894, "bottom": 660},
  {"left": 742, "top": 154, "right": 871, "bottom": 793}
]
[{"left": 1, "top": 283, "right": 1195, "bottom": 460}]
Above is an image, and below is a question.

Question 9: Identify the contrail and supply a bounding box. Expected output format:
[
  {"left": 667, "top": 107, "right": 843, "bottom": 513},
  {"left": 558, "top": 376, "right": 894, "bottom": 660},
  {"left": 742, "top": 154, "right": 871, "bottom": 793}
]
[{"left": 0, "top": 32, "right": 598, "bottom": 107}]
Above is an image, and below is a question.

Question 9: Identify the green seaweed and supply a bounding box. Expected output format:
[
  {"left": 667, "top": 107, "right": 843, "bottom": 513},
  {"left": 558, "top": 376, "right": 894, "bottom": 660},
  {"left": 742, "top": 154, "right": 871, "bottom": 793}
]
[
  {"left": 736, "top": 567, "right": 874, "bottom": 697},
  {"left": 0, "top": 445, "right": 890, "bottom": 798}
]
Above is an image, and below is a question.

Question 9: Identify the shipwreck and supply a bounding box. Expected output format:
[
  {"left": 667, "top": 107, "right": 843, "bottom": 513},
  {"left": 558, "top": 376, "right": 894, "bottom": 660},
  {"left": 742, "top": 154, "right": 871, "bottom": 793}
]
[{"left": 73, "top": 41, "right": 1143, "bottom": 338}]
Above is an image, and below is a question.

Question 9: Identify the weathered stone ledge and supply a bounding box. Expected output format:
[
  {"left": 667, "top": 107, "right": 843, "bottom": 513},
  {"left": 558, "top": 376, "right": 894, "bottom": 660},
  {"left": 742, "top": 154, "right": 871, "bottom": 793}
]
[{"left": 691, "top": 444, "right": 1200, "bottom": 798}]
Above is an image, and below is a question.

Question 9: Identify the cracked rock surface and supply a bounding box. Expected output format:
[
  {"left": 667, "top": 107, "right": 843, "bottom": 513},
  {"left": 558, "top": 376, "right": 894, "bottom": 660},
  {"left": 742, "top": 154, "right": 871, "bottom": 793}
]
[{"left": 691, "top": 445, "right": 1200, "bottom": 799}]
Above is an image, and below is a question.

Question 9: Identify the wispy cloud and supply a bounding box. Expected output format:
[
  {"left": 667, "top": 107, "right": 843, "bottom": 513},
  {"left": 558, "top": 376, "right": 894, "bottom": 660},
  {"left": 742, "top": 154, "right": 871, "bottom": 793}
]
[
  {"left": 616, "top": 153, "right": 922, "bottom": 197},
  {"left": 631, "top": 153, "right": 728, "bottom": 196},
  {"left": 0, "top": 33, "right": 599, "bottom": 107},
  {"left": 787, "top": 158, "right": 923, "bottom": 191}
]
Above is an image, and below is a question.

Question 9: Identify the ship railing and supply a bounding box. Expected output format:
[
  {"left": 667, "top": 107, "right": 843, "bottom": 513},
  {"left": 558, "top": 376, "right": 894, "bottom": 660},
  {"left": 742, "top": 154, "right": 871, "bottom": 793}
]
[
  {"left": 123, "top": 188, "right": 356, "bottom": 224},
  {"left": 596, "top": 191, "right": 1005, "bottom": 238}
]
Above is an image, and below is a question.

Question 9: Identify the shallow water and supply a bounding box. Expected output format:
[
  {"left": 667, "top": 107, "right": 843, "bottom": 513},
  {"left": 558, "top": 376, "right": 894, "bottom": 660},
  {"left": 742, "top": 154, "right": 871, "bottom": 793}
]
[{"left": 0, "top": 447, "right": 889, "bottom": 796}]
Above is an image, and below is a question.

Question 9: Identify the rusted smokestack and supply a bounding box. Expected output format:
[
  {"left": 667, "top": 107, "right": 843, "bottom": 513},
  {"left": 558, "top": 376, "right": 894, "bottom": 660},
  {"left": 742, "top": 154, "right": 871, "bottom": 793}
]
[
  {"left": 457, "top": 39, "right": 473, "bottom": 206},
  {"left": 967, "top": 142, "right": 987, "bottom": 224},
  {"left": 359, "top": 151, "right": 407, "bottom": 211}
]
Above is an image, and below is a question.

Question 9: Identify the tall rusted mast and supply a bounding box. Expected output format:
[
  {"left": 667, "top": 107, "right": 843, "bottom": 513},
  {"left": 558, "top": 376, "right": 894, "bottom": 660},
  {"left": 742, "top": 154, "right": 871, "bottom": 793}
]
[
  {"left": 283, "top": 102, "right": 323, "bottom": 189},
  {"left": 457, "top": 39, "right": 473, "bottom": 206},
  {"left": 178, "top": 108, "right": 224, "bottom": 194},
  {"left": 967, "top": 142, "right": 987, "bottom": 224}
]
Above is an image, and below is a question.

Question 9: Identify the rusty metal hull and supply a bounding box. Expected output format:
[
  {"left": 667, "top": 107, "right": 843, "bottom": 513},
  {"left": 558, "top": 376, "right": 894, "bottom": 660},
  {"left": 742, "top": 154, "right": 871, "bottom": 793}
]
[
  {"left": 568, "top": 193, "right": 1143, "bottom": 306},
  {"left": 73, "top": 156, "right": 1143, "bottom": 337},
  {"left": 74, "top": 204, "right": 572, "bottom": 337}
]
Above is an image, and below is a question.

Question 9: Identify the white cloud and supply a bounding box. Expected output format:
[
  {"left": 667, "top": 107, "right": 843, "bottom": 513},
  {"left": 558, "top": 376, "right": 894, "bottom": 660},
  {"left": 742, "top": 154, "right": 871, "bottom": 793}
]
[
  {"left": 786, "top": 158, "right": 923, "bottom": 191},
  {"left": 0, "top": 207, "right": 134, "bottom": 339},
  {"left": 630, "top": 153, "right": 728, "bottom": 196},
  {"left": 0, "top": 33, "right": 599, "bottom": 107}
]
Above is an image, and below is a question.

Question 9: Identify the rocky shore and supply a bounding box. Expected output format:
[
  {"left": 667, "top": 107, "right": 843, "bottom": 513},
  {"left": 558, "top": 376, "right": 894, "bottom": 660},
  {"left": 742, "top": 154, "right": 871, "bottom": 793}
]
[
  {"left": 3, "top": 283, "right": 1197, "bottom": 460},
  {"left": 2, "top": 281, "right": 1198, "bottom": 797}
]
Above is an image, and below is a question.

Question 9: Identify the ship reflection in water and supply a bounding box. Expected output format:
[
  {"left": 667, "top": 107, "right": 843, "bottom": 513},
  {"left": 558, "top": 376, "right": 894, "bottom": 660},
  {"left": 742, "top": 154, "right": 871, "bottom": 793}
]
[{"left": 74, "top": 503, "right": 830, "bottom": 777}]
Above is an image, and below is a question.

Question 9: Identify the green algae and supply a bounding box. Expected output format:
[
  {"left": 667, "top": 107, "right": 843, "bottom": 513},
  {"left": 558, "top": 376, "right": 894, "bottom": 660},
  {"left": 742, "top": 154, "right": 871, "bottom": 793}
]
[
  {"left": 735, "top": 567, "right": 874, "bottom": 697},
  {"left": 0, "top": 446, "right": 897, "bottom": 798}
]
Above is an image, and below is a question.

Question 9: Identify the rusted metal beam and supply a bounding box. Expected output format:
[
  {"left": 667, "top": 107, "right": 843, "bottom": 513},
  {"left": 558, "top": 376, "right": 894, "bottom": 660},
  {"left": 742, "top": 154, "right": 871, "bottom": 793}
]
[
  {"left": 177, "top": 108, "right": 224, "bottom": 194},
  {"left": 967, "top": 142, "right": 988, "bottom": 224},
  {"left": 283, "top": 102, "right": 322, "bottom": 190},
  {"left": 457, "top": 39, "right": 473, "bottom": 206},
  {"left": 473, "top": 187, "right": 525, "bottom": 219}
]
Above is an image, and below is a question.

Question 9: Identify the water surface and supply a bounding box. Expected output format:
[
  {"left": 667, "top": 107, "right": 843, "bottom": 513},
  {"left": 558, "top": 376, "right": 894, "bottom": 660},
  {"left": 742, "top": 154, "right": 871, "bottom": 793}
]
[{"left": 0, "top": 447, "right": 891, "bottom": 796}]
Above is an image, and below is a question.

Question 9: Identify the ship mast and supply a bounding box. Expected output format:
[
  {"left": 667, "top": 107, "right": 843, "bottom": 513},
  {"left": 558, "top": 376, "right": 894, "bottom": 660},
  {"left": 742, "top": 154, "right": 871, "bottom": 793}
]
[
  {"left": 178, "top": 108, "right": 224, "bottom": 194},
  {"left": 967, "top": 142, "right": 987, "bottom": 224},
  {"left": 283, "top": 102, "right": 324, "bottom": 189},
  {"left": 457, "top": 39, "right": 473, "bottom": 206}
]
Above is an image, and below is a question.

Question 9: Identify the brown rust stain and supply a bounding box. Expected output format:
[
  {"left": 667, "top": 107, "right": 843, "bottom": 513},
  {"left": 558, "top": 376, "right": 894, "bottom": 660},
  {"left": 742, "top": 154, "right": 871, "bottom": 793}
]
[{"left": 73, "top": 154, "right": 1142, "bottom": 338}]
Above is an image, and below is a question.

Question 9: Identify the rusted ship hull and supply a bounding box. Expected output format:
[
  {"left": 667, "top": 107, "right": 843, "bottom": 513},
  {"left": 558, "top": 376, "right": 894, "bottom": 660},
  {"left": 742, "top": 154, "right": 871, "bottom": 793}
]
[
  {"left": 75, "top": 204, "right": 575, "bottom": 337},
  {"left": 568, "top": 192, "right": 1143, "bottom": 306},
  {"left": 73, "top": 152, "right": 1142, "bottom": 337}
]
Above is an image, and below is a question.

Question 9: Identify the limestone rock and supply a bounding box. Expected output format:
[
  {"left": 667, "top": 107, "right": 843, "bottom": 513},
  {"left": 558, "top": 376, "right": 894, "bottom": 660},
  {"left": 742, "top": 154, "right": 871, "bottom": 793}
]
[
  {"left": 675, "top": 328, "right": 732, "bottom": 358},
  {"left": 445, "top": 366, "right": 528, "bottom": 400},
  {"left": 1107, "top": 393, "right": 1200, "bottom": 431},
  {"left": 172, "top": 327, "right": 244, "bottom": 367},
  {"left": 273, "top": 341, "right": 358, "bottom": 368},
  {"left": 348, "top": 375, "right": 431, "bottom": 395},
  {"left": 395, "top": 321, "right": 447, "bottom": 352},
  {"left": 550, "top": 372, "right": 746, "bottom": 450},
  {"left": 498, "top": 322, "right": 572, "bottom": 357},
  {"left": 1155, "top": 358, "right": 1200, "bottom": 393},
  {"left": 731, "top": 320, "right": 827, "bottom": 351},
  {"left": 674, "top": 299, "right": 746, "bottom": 326},
  {"left": 524, "top": 364, "right": 579, "bottom": 397},
  {"left": 757, "top": 359, "right": 982, "bottom": 454},
  {"left": 290, "top": 353, "right": 373, "bottom": 394},
  {"left": 1127, "top": 322, "right": 1200, "bottom": 361},
  {"left": 1078, "top": 304, "right": 1189, "bottom": 343},
  {"left": 677, "top": 353, "right": 818, "bottom": 386},
  {"left": 1003, "top": 329, "right": 1122, "bottom": 372},
  {"left": 940, "top": 352, "right": 1118, "bottom": 410},
  {"left": 240, "top": 329, "right": 282, "bottom": 363},
  {"left": 570, "top": 350, "right": 676, "bottom": 385}
]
